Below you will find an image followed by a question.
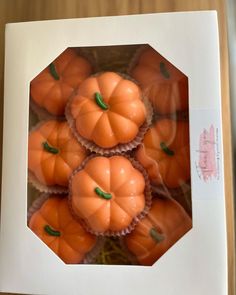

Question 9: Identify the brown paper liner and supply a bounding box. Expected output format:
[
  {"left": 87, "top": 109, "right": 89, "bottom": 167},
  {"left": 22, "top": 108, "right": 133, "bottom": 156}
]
[
  {"left": 30, "top": 98, "right": 67, "bottom": 121},
  {"left": 27, "top": 193, "right": 103, "bottom": 264},
  {"left": 65, "top": 72, "right": 153, "bottom": 156},
  {"left": 28, "top": 170, "right": 69, "bottom": 194},
  {"left": 68, "top": 153, "right": 152, "bottom": 237}
]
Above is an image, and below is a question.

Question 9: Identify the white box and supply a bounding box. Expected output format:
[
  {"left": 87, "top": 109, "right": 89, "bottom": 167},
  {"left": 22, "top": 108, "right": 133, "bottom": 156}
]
[{"left": 0, "top": 12, "right": 227, "bottom": 295}]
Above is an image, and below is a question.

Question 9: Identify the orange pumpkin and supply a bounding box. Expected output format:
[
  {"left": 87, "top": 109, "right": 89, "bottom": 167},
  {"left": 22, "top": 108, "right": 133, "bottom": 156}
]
[
  {"left": 124, "top": 197, "right": 192, "bottom": 266},
  {"left": 67, "top": 72, "right": 147, "bottom": 149},
  {"left": 28, "top": 120, "right": 88, "bottom": 190},
  {"left": 135, "top": 119, "right": 190, "bottom": 188},
  {"left": 130, "top": 46, "right": 188, "bottom": 114},
  {"left": 70, "top": 155, "right": 148, "bottom": 234},
  {"left": 30, "top": 48, "right": 92, "bottom": 116},
  {"left": 29, "top": 196, "right": 96, "bottom": 264}
]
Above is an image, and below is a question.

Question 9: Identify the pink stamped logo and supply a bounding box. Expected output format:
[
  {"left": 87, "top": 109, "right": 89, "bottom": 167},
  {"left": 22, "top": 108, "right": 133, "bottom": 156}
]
[{"left": 195, "top": 125, "right": 219, "bottom": 181}]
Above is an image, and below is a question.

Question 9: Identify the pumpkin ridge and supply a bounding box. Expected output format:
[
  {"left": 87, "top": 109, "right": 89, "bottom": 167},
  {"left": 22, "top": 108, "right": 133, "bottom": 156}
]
[
  {"left": 73, "top": 196, "right": 107, "bottom": 219},
  {"left": 86, "top": 201, "right": 111, "bottom": 230},
  {"left": 46, "top": 235, "right": 59, "bottom": 248},
  {"left": 58, "top": 82, "right": 71, "bottom": 107},
  {"left": 108, "top": 96, "right": 142, "bottom": 108},
  {"left": 39, "top": 198, "right": 60, "bottom": 228},
  {"left": 57, "top": 199, "right": 74, "bottom": 229},
  {"left": 35, "top": 152, "right": 54, "bottom": 169},
  {"left": 143, "top": 147, "right": 167, "bottom": 163},
  {"left": 59, "top": 235, "right": 84, "bottom": 254},
  {"left": 127, "top": 237, "right": 150, "bottom": 254},
  {"left": 75, "top": 96, "right": 102, "bottom": 116},
  {"left": 106, "top": 76, "right": 124, "bottom": 102},
  {"left": 56, "top": 122, "right": 71, "bottom": 147},
  {"left": 41, "top": 83, "right": 60, "bottom": 107},
  {"left": 90, "top": 113, "right": 112, "bottom": 142},
  {"left": 59, "top": 152, "right": 82, "bottom": 169},
  {"left": 134, "top": 64, "right": 160, "bottom": 83},
  {"left": 97, "top": 73, "right": 123, "bottom": 103},
  {"left": 41, "top": 155, "right": 57, "bottom": 186},
  {"left": 56, "top": 51, "right": 78, "bottom": 75},
  {"left": 108, "top": 109, "right": 140, "bottom": 125},
  {"left": 76, "top": 110, "right": 104, "bottom": 140},
  {"left": 113, "top": 195, "right": 144, "bottom": 218},
  {"left": 63, "top": 237, "right": 89, "bottom": 255},
  {"left": 83, "top": 167, "right": 111, "bottom": 197},
  {"left": 40, "top": 121, "right": 60, "bottom": 147},
  {"left": 112, "top": 199, "right": 133, "bottom": 218},
  {"left": 112, "top": 194, "right": 143, "bottom": 198},
  {"left": 76, "top": 109, "right": 103, "bottom": 119},
  {"left": 107, "top": 112, "right": 138, "bottom": 142},
  {"left": 54, "top": 156, "right": 72, "bottom": 185},
  {"left": 71, "top": 96, "right": 90, "bottom": 116},
  {"left": 30, "top": 80, "right": 56, "bottom": 107}
]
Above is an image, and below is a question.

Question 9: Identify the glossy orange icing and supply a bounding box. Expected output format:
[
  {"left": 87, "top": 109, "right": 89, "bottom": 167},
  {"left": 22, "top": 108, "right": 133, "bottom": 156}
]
[
  {"left": 30, "top": 48, "right": 92, "bottom": 116},
  {"left": 69, "top": 72, "right": 147, "bottom": 148},
  {"left": 70, "top": 156, "right": 146, "bottom": 234},
  {"left": 124, "top": 198, "right": 192, "bottom": 265},
  {"left": 29, "top": 196, "right": 96, "bottom": 264},
  {"left": 131, "top": 46, "right": 188, "bottom": 114},
  {"left": 135, "top": 119, "right": 190, "bottom": 188},
  {"left": 28, "top": 120, "right": 88, "bottom": 187}
]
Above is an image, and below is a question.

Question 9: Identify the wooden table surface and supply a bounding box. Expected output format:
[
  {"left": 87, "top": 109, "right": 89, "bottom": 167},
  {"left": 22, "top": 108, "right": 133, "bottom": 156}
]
[{"left": 0, "top": 1, "right": 235, "bottom": 295}]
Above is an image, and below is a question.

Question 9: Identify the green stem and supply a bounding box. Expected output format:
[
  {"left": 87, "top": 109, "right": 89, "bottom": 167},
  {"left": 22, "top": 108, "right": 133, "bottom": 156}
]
[
  {"left": 49, "top": 62, "right": 60, "bottom": 80},
  {"left": 160, "top": 142, "right": 174, "bottom": 156},
  {"left": 44, "top": 225, "right": 61, "bottom": 237},
  {"left": 160, "top": 62, "right": 170, "bottom": 79},
  {"left": 95, "top": 92, "right": 108, "bottom": 110},
  {"left": 95, "top": 187, "right": 112, "bottom": 200},
  {"left": 149, "top": 228, "right": 164, "bottom": 243},
  {"left": 42, "top": 141, "right": 59, "bottom": 154}
]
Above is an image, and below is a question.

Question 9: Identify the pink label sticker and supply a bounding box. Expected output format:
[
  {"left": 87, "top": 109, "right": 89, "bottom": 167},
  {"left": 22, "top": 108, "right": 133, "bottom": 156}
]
[{"left": 195, "top": 125, "right": 220, "bottom": 182}]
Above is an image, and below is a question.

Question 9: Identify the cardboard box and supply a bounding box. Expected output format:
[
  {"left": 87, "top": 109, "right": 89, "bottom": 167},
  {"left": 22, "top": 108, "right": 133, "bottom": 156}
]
[{"left": 0, "top": 11, "right": 227, "bottom": 295}]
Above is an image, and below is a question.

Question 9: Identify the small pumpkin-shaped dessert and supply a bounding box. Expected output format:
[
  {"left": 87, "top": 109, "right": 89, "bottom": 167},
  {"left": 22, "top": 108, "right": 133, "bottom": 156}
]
[
  {"left": 30, "top": 48, "right": 92, "bottom": 116},
  {"left": 135, "top": 119, "right": 190, "bottom": 188},
  {"left": 70, "top": 155, "right": 151, "bottom": 235},
  {"left": 66, "top": 72, "right": 148, "bottom": 151},
  {"left": 130, "top": 46, "right": 188, "bottom": 114},
  {"left": 29, "top": 196, "right": 96, "bottom": 264},
  {"left": 124, "top": 197, "right": 192, "bottom": 266},
  {"left": 28, "top": 120, "right": 88, "bottom": 192}
]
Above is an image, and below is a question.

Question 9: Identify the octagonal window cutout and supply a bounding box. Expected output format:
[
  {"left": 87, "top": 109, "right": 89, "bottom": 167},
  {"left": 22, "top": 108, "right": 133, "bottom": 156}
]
[{"left": 27, "top": 44, "right": 192, "bottom": 266}]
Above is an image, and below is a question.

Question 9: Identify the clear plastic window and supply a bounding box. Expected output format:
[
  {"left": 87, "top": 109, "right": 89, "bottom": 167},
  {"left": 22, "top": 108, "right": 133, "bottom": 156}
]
[{"left": 27, "top": 44, "right": 192, "bottom": 266}]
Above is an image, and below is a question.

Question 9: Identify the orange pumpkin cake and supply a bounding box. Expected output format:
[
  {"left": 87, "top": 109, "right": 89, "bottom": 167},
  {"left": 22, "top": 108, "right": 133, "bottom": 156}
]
[
  {"left": 130, "top": 46, "right": 188, "bottom": 115},
  {"left": 124, "top": 197, "right": 192, "bottom": 266},
  {"left": 70, "top": 155, "right": 152, "bottom": 235},
  {"left": 28, "top": 195, "right": 96, "bottom": 264},
  {"left": 135, "top": 119, "right": 190, "bottom": 189},
  {"left": 28, "top": 120, "right": 88, "bottom": 192},
  {"left": 66, "top": 72, "right": 151, "bottom": 153},
  {"left": 30, "top": 48, "right": 92, "bottom": 116}
]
